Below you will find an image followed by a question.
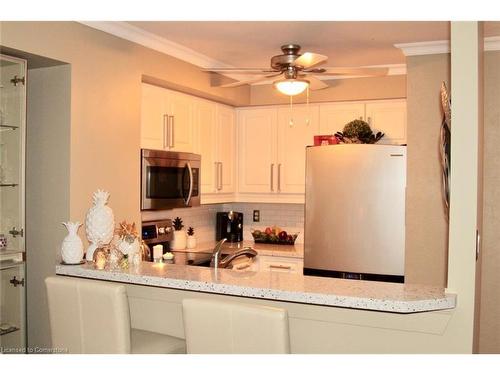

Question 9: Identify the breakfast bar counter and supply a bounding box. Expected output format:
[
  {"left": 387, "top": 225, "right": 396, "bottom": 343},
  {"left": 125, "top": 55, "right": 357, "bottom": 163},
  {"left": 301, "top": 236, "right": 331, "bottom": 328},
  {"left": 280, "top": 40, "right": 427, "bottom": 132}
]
[{"left": 55, "top": 261, "right": 456, "bottom": 314}]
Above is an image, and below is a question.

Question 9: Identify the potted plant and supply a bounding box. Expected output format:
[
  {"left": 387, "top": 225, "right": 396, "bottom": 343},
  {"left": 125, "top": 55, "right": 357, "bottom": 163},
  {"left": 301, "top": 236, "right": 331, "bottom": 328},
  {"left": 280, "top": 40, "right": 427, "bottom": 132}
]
[
  {"left": 171, "top": 217, "right": 186, "bottom": 250},
  {"left": 335, "top": 119, "right": 384, "bottom": 144},
  {"left": 186, "top": 226, "right": 196, "bottom": 249}
]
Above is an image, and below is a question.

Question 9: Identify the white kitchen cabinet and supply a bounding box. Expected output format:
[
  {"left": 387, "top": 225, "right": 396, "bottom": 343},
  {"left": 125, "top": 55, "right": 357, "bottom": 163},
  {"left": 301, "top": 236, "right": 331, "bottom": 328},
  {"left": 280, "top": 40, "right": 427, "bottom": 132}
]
[
  {"left": 140, "top": 83, "right": 195, "bottom": 152},
  {"left": 319, "top": 102, "right": 365, "bottom": 135},
  {"left": 194, "top": 99, "right": 236, "bottom": 203},
  {"left": 237, "top": 107, "right": 277, "bottom": 194},
  {"left": 216, "top": 104, "right": 236, "bottom": 194},
  {"left": 237, "top": 105, "right": 318, "bottom": 200},
  {"left": 319, "top": 100, "right": 406, "bottom": 145},
  {"left": 141, "top": 83, "right": 167, "bottom": 150},
  {"left": 277, "top": 105, "right": 319, "bottom": 194},
  {"left": 165, "top": 90, "right": 195, "bottom": 152},
  {"left": 365, "top": 100, "right": 407, "bottom": 145},
  {"left": 194, "top": 98, "right": 217, "bottom": 194}
]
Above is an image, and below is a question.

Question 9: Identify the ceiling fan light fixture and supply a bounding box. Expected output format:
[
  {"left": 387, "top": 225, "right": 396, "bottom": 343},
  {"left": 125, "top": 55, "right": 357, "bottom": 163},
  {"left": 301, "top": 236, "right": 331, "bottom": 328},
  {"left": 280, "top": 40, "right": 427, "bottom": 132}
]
[{"left": 274, "top": 79, "right": 309, "bottom": 96}]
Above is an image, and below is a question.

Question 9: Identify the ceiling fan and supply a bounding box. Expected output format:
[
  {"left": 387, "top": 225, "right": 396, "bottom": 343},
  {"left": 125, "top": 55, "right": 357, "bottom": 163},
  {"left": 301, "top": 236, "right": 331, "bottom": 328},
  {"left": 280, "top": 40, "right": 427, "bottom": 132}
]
[{"left": 204, "top": 44, "right": 389, "bottom": 96}]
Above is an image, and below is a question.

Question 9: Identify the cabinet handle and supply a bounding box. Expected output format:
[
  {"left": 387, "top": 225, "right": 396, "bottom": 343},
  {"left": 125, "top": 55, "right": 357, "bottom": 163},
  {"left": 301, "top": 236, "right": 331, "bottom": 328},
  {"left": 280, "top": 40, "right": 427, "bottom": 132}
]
[
  {"left": 220, "top": 162, "right": 223, "bottom": 191},
  {"left": 217, "top": 162, "right": 223, "bottom": 191},
  {"left": 367, "top": 116, "right": 372, "bottom": 126},
  {"left": 9, "top": 227, "right": 24, "bottom": 238},
  {"left": 169, "top": 116, "right": 175, "bottom": 148},
  {"left": 9, "top": 276, "right": 25, "bottom": 287},
  {"left": 269, "top": 264, "right": 292, "bottom": 270},
  {"left": 163, "top": 114, "right": 168, "bottom": 149},
  {"left": 214, "top": 162, "right": 219, "bottom": 192},
  {"left": 270, "top": 164, "right": 274, "bottom": 192},
  {"left": 277, "top": 163, "right": 282, "bottom": 192},
  {"left": 359, "top": 116, "right": 363, "bottom": 120}
]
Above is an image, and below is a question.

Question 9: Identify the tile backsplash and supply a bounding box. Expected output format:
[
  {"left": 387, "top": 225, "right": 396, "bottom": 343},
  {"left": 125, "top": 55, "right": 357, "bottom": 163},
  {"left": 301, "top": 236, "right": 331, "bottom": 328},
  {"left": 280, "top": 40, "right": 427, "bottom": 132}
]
[
  {"left": 141, "top": 204, "right": 223, "bottom": 243},
  {"left": 141, "top": 202, "right": 305, "bottom": 244}
]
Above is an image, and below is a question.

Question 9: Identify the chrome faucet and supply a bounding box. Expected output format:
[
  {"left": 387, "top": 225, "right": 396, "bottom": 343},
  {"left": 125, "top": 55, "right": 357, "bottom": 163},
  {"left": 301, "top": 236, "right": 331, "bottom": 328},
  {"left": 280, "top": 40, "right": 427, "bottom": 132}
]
[
  {"left": 210, "top": 238, "right": 227, "bottom": 269},
  {"left": 218, "top": 247, "right": 257, "bottom": 269},
  {"left": 210, "top": 238, "right": 258, "bottom": 270}
]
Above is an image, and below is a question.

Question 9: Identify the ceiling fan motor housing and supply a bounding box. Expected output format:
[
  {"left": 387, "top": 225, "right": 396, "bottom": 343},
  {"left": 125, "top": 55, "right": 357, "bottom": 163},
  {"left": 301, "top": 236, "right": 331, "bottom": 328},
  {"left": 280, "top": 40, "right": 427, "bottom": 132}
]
[{"left": 271, "top": 44, "right": 302, "bottom": 71}]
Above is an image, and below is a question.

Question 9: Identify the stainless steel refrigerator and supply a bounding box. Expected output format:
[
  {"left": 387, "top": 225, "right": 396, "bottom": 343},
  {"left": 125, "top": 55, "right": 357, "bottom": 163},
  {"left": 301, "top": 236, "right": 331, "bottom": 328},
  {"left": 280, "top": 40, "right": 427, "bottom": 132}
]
[{"left": 304, "top": 144, "right": 406, "bottom": 282}]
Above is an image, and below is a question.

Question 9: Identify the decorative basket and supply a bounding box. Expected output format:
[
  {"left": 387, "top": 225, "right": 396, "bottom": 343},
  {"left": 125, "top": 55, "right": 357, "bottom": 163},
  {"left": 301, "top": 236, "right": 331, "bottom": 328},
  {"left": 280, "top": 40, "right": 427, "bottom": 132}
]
[{"left": 251, "top": 229, "right": 299, "bottom": 245}]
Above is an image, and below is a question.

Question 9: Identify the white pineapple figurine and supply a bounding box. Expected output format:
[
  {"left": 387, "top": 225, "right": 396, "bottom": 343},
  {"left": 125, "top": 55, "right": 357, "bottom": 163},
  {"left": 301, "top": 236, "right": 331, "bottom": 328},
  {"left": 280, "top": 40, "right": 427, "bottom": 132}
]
[
  {"left": 85, "top": 189, "right": 115, "bottom": 261},
  {"left": 61, "top": 221, "right": 84, "bottom": 264}
]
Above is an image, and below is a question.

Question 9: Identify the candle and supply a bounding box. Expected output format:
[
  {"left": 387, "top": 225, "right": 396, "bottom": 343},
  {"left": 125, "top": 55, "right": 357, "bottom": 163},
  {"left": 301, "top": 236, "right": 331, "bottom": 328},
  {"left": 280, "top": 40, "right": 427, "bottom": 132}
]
[
  {"left": 153, "top": 244, "right": 163, "bottom": 261},
  {"left": 93, "top": 248, "right": 108, "bottom": 270}
]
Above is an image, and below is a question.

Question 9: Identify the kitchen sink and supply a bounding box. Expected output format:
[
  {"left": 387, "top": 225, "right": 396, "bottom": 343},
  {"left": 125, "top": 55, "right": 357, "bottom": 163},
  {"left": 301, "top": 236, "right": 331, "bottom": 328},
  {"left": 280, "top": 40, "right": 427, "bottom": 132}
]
[{"left": 171, "top": 248, "right": 257, "bottom": 269}]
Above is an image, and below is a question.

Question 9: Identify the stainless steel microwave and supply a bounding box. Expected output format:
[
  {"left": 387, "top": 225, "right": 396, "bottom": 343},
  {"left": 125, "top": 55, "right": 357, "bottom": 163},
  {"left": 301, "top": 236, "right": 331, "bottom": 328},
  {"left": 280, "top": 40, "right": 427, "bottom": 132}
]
[{"left": 141, "top": 149, "right": 201, "bottom": 210}]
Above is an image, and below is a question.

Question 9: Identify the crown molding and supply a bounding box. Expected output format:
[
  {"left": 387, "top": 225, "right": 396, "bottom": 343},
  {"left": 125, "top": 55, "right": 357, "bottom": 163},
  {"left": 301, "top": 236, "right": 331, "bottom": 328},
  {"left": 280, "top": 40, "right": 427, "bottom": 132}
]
[
  {"left": 394, "top": 40, "right": 450, "bottom": 56},
  {"left": 78, "top": 21, "right": 232, "bottom": 69},
  {"left": 396, "top": 37, "right": 500, "bottom": 56}
]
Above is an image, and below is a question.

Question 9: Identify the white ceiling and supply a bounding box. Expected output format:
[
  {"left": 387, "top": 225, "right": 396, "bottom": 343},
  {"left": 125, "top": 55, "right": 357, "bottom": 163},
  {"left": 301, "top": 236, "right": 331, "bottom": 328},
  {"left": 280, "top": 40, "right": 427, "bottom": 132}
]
[{"left": 126, "top": 21, "right": 500, "bottom": 68}]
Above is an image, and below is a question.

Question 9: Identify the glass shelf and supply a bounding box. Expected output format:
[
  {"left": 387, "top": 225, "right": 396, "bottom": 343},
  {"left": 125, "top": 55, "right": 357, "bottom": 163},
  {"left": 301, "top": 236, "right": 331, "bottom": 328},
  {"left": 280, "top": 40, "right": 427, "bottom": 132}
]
[
  {"left": 0, "top": 326, "right": 20, "bottom": 336},
  {"left": 0, "top": 125, "right": 19, "bottom": 131}
]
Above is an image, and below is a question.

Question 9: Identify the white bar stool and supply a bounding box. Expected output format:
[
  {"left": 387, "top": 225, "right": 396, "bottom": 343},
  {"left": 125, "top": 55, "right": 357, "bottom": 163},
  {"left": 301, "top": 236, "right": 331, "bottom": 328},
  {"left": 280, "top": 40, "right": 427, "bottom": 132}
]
[
  {"left": 45, "top": 276, "right": 186, "bottom": 354},
  {"left": 182, "top": 298, "right": 290, "bottom": 354}
]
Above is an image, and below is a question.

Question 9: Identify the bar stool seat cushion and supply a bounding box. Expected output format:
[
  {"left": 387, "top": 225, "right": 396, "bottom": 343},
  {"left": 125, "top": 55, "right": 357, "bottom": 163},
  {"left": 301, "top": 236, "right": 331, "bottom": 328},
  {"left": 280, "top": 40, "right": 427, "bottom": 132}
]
[{"left": 131, "top": 329, "right": 186, "bottom": 354}]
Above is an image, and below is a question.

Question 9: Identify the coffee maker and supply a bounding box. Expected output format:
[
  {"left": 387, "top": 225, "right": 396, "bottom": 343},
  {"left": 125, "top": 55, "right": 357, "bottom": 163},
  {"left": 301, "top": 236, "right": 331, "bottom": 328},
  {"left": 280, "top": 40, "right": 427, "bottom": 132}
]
[{"left": 216, "top": 211, "right": 243, "bottom": 242}]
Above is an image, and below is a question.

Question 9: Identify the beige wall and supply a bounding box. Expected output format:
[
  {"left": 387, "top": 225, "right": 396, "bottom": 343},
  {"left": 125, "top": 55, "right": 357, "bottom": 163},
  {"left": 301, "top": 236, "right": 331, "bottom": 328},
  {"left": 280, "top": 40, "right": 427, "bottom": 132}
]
[
  {"left": 26, "top": 65, "right": 71, "bottom": 349},
  {"left": 250, "top": 74, "right": 406, "bottom": 105},
  {"left": 404, "top": 49, "right": 500, "bottom": 353},
  {"left": 479, "top": 50, "right": 500, "bottom": 353},
  {"left": 405, "top": 54, "right": 450, "bottom": 286}
]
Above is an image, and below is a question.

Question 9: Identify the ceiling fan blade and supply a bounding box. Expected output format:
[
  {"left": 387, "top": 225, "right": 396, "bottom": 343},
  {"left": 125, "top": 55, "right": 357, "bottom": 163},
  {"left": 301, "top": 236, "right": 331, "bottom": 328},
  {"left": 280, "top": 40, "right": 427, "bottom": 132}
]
[
  {"left": 217, "top": 73, "right": 282, "bottom": 88},
  {"left": 203, "top": 67, "right": 277, "bottom": 74},
  {"left": 318, "top": 67, "right": 389, "bottom": 77},
  {"left": 305, "top": 75, "right": 329, "bottom": 90},
  {"left": 293, "top": 52, "right": 328, "bottom": 69}
]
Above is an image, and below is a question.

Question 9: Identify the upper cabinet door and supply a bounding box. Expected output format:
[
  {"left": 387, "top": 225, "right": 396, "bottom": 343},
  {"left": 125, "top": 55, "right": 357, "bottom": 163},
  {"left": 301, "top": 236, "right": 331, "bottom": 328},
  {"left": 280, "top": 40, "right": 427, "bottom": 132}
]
[
  {"left": 194, "top": 99, "right": 217, "bottom": 194},
  {"left": 141, "top": 83, "right": 167, "bottom": 150},
  {"left": 319, "top": 102, "right": 365, "bottom": 135},
  {"left": 365, "top": 100, "right": 407, "bottom": 145},
  {"left": 277, "top": 105, "right": 320, "bottom": 194},
  {"left": 216, "top": 104, "right": 236, "bottom": 194},
  {"left": 237, "top": 108, "right": 277, "bottom": 194},
  {"left": 165, "top": 90, "right": 195, "bottom": 152}
]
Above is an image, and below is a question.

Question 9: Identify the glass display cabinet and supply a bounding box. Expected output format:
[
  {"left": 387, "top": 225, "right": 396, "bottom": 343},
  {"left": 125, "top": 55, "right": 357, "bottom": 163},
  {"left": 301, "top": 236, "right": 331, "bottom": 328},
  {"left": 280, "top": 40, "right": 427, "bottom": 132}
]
[{"left": 0, "top": 54, "right": 26, "bottom": 353}]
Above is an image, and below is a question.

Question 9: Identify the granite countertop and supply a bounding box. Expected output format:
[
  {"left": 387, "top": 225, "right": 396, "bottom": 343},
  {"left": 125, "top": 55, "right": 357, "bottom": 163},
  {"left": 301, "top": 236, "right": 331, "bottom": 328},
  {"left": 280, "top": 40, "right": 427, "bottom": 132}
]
[
  {"left": 55, "top": 261, "right": 456, "bottom": 314},
  {"left": 175, "top": 240, "right": 303, "bottom": 259}
]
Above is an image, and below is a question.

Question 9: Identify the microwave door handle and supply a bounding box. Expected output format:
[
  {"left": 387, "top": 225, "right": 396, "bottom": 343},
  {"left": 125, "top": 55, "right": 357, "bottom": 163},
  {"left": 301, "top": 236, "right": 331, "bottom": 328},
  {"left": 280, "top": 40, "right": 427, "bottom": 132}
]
[{"left": 184, "top": 162, "right": 194, "bottom": 206}]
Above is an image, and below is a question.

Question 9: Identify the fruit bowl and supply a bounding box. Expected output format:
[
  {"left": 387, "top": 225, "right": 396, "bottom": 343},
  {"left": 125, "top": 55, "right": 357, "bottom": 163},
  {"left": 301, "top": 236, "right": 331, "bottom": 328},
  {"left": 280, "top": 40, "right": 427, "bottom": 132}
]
[{"left": 251, "top": 227, "right": 299, "bottom": 245}]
